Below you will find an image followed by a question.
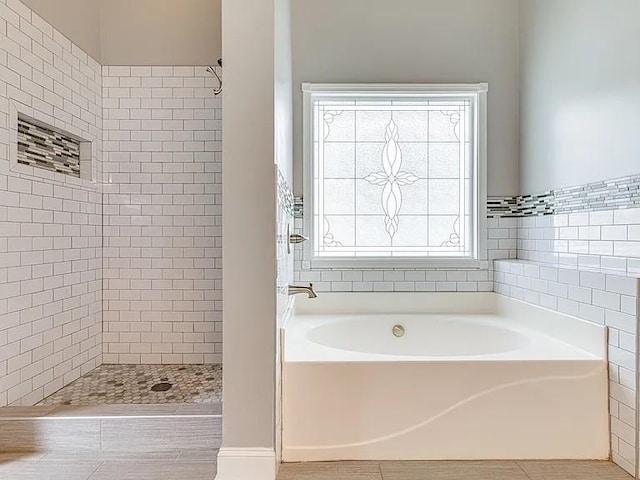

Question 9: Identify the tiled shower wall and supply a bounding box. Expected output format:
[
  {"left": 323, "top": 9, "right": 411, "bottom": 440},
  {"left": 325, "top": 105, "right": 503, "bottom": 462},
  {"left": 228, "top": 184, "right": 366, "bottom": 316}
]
[
  {"left": 0, "top": 0, "right": 224, "bottom": 404},
  {"left": 102, "top": 66, "right": 222, "bottom": 364},
  {"left": 0, "top": 0, "right": 103, "bottom": 406}
]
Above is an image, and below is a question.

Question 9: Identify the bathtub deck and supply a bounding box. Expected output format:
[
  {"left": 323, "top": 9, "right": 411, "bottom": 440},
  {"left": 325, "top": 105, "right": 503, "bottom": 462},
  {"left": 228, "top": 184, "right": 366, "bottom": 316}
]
[{"left": 278, "top": 460, "right": 633, "bottom": 480}]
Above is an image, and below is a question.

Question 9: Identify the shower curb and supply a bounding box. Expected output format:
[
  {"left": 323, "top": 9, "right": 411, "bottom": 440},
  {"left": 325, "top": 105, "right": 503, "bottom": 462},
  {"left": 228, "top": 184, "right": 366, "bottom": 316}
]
[{"left": 0, "top": 404, "right": 222, "bottom": 454}]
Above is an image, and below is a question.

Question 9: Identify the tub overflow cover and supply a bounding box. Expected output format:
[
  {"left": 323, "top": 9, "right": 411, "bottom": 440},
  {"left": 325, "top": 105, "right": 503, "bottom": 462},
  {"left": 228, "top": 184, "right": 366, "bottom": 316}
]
[{"left": 392, "top": 325, "right": 405, "bottom": 337}]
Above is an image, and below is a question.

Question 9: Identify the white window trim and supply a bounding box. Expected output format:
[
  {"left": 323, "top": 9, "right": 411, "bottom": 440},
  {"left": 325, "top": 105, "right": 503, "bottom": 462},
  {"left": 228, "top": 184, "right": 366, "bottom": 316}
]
[{"left": 302, "top": 83, "right": 488, "bottom": 269}]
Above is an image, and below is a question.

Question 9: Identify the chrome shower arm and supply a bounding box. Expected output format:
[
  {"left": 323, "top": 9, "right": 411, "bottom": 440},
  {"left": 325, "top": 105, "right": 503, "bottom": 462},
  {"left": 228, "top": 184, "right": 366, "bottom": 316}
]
[{"left": 207, "top": 58, "right": 223, "bottom": 96}]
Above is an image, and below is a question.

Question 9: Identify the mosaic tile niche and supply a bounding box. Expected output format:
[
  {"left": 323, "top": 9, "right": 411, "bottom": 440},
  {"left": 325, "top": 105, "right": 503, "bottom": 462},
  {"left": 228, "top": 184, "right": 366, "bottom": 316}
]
[{"left": 17, "top": 114, "right": 92, "bottom": 179}]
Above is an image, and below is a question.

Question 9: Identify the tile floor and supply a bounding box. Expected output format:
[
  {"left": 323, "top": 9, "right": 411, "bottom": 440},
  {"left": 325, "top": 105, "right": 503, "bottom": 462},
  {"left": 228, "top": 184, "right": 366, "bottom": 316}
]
[
  {"left": 0, "top": 451, "right": 217, "bottom": 480},
  {"left": 0, "top": 457, "right": 632, "bottom": 479},
  {"left": 36, "top": 365, "right": 222, "bottom": 406},
  {"left": 277, "top": 460, "right": 634, "bottom": 480}
]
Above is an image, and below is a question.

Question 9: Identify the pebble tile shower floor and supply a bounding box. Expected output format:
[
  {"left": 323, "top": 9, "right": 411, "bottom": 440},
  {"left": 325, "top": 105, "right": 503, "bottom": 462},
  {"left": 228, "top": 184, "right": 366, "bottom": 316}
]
[{"left": 36, "top": 365, "right": 222, "bottom": 406}]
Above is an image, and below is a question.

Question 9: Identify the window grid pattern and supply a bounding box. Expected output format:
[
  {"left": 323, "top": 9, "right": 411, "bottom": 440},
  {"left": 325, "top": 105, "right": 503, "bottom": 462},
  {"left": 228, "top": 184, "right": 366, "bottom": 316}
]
[{"left": 312, "top": 98, "right": 473, "bottom": 258}]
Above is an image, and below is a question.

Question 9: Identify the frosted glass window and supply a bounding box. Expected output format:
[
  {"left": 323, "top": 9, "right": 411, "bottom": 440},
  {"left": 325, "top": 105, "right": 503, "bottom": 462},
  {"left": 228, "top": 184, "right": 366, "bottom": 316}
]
[{"left": 304, "top": 85, "right": 486, "bottom": 263}]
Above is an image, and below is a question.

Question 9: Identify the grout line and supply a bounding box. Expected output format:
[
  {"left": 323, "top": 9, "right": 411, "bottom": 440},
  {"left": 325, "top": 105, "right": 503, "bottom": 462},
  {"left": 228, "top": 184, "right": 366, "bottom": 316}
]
[
  {"left": 514, "top": 460, "right": 533, "bottom": 480},
  {"left": 85, "top": 460, "right": 105, "bottom": 480}
]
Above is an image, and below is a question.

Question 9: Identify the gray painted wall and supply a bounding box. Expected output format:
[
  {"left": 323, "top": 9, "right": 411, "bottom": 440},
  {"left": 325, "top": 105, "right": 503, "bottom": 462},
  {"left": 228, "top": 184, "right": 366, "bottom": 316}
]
[
  {"left": 100, "top": 0, "right": 221, "bottom": 66},
  {"left": 291, "top": 0, "right": 520, "bottom": 196},
  {"left": 275, "top": 0, "right": 294, "bottom": 185},
  {"left": 20, "top": 0, "right": 102, "bottom": 60},
  {"left": 20, "top": 0, "right": 221, "bottom": 65},
  {"left": 519, "top": 0, "right": 640, "bottom": 193},
  {"left": 220, "top": 0, "right": 278, "bottom": 453}
]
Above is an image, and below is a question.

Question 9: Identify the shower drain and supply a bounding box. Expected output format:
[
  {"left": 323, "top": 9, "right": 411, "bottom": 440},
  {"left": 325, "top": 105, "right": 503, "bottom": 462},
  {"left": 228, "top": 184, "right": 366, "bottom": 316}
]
[{"left": 150, "top": 382, "right": 173, "bottom": 392}]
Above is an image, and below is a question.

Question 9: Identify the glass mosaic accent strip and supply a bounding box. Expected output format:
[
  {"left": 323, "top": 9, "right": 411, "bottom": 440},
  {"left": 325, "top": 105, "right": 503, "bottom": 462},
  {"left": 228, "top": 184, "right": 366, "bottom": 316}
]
[
  {"left": 17, "top": 116, "right": 81, "bottom": 178},
  {"left": 487, "top": 193, "right": 555, "bottom": 218},
  {"left": 488, "top": 174, "right": 640, "bottom": 218},
  {"left": 277, "top": 167, "right": 294, "bottom": 215},
  {"left": 294, "top": 195, "right": 304, "bottom": 218},
  {"left": 554, "top": 175, "right": 640, "bottom": 213},
  {"left": 312, "top": 98, "right": 474, "bottom": 258}
]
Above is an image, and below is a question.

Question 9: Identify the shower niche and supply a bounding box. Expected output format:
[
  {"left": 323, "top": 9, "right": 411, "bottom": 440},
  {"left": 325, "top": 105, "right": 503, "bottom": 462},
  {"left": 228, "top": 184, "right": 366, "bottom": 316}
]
[
  {"left": 9, "top": 101, "right": 94, "bottom": 184},
  {"left": 17, "top": 113, "right": 92, "bottom": 180}
]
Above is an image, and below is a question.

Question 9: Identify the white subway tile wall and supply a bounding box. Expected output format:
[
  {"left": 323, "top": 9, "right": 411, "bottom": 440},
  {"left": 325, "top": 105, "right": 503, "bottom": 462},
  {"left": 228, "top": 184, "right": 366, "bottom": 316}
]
[
  {"left": 276, "top": 167, "right": 295, "bottom": 463},
  {"left": 293, "top": 216, "right": 517, "bottom": 292},
  {"left": 0, "top": 0, "right": 103, "bottom": 406},
  {"left": 495, "top": 260, "right": 639, "bottom": 475},
  {"left": 508, "top": 207, "right": 640, "bottom": 476},
  {"left": 102, "top": 66, "right": 222, "bottom": 364},
  {"left": 277, "top": 169, "right": 294, "bottom": 321},
  {"left": 518, "top": 208, "right": 640, "bottom": 272}
]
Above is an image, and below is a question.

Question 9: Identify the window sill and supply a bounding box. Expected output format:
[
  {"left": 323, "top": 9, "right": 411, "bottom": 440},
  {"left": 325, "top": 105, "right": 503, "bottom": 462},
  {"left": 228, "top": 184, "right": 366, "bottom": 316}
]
[{"left": 309, "top": 257, "right": 485, "bottom": 270}]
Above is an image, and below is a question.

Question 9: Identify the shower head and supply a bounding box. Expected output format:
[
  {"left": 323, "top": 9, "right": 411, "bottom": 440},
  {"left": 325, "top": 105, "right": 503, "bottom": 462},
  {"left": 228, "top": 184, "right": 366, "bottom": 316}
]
[{"left": 207, "top": 60, "right": 223, "bottom": 96}]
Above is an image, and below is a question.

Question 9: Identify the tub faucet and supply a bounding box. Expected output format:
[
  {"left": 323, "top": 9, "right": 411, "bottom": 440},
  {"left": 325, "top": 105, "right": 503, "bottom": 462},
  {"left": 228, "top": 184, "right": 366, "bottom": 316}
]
[{"left": 288, "top": 283, "right": 318, "bottom": 299}]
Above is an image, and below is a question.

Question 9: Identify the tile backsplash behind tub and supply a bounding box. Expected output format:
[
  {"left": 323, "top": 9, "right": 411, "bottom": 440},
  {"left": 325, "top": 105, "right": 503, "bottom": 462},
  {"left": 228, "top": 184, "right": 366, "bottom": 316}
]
[
  {"left": 494, "top": 173, "right": 640, "bottom": 477},
  {"left": 292, "top": 203, "right": 517, "bottom": 293}
]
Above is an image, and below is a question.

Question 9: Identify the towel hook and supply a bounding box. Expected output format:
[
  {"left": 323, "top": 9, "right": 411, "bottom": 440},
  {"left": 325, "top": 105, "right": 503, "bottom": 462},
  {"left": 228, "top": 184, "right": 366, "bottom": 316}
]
[{"left": 207, "top": 58, "right": 223, "bottom": 96}]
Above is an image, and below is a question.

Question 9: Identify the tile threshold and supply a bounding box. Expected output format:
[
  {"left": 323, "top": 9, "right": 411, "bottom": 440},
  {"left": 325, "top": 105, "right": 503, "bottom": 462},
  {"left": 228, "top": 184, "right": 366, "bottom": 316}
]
[{"left": 0, "top": 403, "right": 222, "bottom": 419}]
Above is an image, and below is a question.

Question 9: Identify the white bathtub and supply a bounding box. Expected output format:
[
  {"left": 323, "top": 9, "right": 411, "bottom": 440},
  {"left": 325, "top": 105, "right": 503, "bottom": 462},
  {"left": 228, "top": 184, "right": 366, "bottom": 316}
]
[{"left": 282, "top": 293, "right": 609, "bottom": 461}]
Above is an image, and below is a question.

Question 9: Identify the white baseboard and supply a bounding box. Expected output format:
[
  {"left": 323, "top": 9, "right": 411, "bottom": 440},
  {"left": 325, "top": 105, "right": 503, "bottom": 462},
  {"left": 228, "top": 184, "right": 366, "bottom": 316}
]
[{"left": 215, "top": 448, "right": 277, "bottom": 480}]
